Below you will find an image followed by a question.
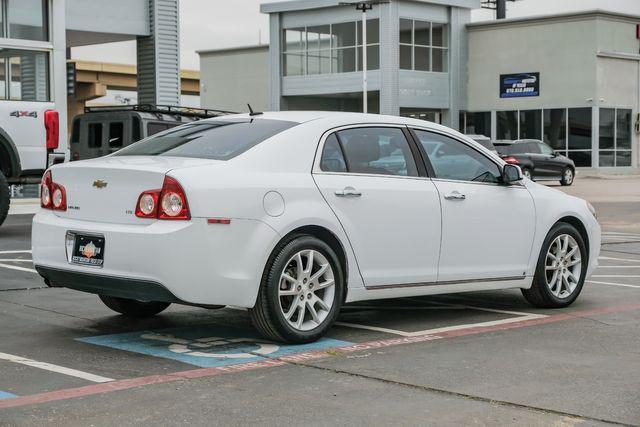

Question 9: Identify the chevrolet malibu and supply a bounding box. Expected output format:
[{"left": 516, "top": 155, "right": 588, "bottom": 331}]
[{"left": 32, "top": 112, "right": 601, "bottom": 343}]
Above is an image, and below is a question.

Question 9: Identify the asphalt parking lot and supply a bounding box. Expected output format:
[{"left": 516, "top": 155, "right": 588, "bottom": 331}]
[{"left": 0, "top": 177, "right": 639, "bottom": 426}]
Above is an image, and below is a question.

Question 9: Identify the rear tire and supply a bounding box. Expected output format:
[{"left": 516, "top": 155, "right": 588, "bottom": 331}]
[
  {"left": 249, "top": 235, "right": 344, "bottom": 344},
  {"left": 99, "top": 295, "right": 170, "bottom": 317},
  {"left": 521, "top": 167, "right": 533, "bottom": 181},
  {"left": 560, "top": 167, "right": 574, "bottom": 186},
  {"left": 0, "top": 171, "right": 9, "bottom": 227},
  {"left": 521, "top": 222, "right": 587, "bottom": 308}
]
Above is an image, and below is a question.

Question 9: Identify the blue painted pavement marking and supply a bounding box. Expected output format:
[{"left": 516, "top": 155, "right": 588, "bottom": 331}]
[
  {"left": 0, "top": 391, "right": 17, "bottom": 399},
  {"left": 77, "top": 324, "right": 351, "bottom": 368}
]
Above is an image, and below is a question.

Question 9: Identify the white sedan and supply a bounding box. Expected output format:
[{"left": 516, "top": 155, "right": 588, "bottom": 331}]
[{"left": 32, "top": 112, "right": 600, "bottom": 343}]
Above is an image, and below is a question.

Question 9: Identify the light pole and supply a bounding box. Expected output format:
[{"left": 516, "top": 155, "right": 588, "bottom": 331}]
[{"left": 340, "top": 1, "right": 388, "bottom": 114}]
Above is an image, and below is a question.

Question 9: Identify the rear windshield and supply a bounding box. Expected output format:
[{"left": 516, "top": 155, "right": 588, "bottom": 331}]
[{"left": 115, "top": 119, "right": 297, "bottom": 160}]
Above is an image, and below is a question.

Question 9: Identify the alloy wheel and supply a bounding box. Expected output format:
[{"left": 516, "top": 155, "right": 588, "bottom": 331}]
[
  {"left": 523, "top": 169, "right": 532, "bottom": 179},
  {"left": 545, "top": 234, "right": 582, "bottom": 299},
  {"left": 564, "top": 169, "right": 574, "bottom": 184},
  {"left": 278, "top": 249, "right": 336, "bottom": 331}
]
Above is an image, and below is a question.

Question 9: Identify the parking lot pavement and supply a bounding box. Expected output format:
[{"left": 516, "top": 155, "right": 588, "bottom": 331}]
[{"left": 1, "top": 181, "right": 639, "bottom": 426}]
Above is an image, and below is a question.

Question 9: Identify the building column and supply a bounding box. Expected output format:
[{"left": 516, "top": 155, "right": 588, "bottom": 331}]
[
  {"left": 137, "top": 0, "right": 181, "bottom": 105},
  {"left": 51, "top": 0, "right": 68, "bottom": 150},
  {"left": 269, "top": 13, "right": 282, "bottom": 111},
  {"left": 379, "top": 1, "right": 399, "bottom": 116}
]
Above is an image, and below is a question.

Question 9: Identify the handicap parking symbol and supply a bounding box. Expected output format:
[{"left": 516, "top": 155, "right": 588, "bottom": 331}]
[{"left": 77, "top": 324, "right": 351, "bottom": 368}]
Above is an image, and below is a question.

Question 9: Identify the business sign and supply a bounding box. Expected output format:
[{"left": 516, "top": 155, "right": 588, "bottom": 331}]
[{"left": 500, "top": 72, "right": 540, "bottom": 98}]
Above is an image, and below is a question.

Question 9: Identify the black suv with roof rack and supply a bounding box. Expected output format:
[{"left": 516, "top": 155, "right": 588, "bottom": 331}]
[{"left": 69, "top": 105, "right": 235, "bottom": 161}]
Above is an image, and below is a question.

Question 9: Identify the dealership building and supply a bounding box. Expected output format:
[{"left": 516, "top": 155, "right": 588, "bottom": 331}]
[
  {"left": 199, "top": 1, "right": 640, "bottom": 171},
  {"left": 0, "top": 0, "right": 182, "bottom": 145}
]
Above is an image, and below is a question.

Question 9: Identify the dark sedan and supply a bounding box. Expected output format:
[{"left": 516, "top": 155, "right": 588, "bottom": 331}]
[{"left": 494, "top": 139, "right": 576, "bottom": 186}]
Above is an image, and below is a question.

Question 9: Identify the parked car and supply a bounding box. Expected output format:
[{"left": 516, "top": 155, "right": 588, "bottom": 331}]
[
  {"left": 32, "top": 112, "right": 600, "bottom": 343},
  {"left": 465, "top": 134, "right": 497, "bottom": 154},
  {"left": 494, "top": 139, "right": 576, "bottom": 186},
  {"left": 69, "top": 105, "right": 234, "bottom": 162}
]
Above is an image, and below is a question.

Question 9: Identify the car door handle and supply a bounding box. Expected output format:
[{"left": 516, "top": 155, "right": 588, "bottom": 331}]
[
  {"left": 335, "top": 187, "right": 362, "bottom": 197},
  {"left": 443, "top": 191, "right": 466, "bottom": 201}
]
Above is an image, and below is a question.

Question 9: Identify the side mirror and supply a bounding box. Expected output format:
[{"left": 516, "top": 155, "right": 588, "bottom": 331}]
[
  {"left": 502, "top": 164, "right": 523, "bottom": 184},
  {"left": 551, "top": 151, "right": 558, "bottom": 157}
]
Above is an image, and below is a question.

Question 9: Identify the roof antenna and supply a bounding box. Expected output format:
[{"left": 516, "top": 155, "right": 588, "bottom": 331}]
[{"left": 247, "top": 103, "right": 263, "bottom": 116}]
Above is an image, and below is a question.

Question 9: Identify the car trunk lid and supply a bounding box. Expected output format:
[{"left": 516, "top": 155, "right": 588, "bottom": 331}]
[{"left": 49, "top": 156, "right": 218, "bottom": 224}]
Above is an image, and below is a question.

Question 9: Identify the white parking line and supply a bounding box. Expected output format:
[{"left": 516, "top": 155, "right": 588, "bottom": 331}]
[
  {"left": 0, "top": 262, "right": 37, "bottom": 274},
  {"left": 588, "top": 280, "right": 640, "bottom": 289},
  {"left": 0, "top": 250, "right": 31, "bottom": 255},
  {"left": 0, "top": 259, "right": 33, "bottom": 262},
  {"left": 599, "top": 256, "right": 640, "bottom": 263},
  {"left": 0, "top": 352, "right": 113, "bottom": 383},
  {"left": 591, "top": 275, "right": 640, "bottom": 278},
  {"left": 597, "top": 265, "right": 640, "bottom": 268},
  {"left": 336, "top": 302, "right": 547, "bottom": 337}
]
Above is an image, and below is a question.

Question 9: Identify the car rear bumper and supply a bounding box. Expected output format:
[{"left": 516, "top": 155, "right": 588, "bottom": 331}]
[
  {"left": 32, "top": 210, "right": 280, "bottom": 307},
  {"left": 36, "top": 265, "right": 182, "bottom": 303}
]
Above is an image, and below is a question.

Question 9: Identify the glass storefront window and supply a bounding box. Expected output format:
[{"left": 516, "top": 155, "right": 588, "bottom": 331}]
[
  {"left": 497, "top": 110, "right": 518, "bottom": 140},
  {"left": 0, "top": 49, "right": 49, "bottom": 101},
  {"left": 519, "top": 110, "right": 542, "bottom": 140},
  {"left": 7, "top": 0, "right": 48, "bottom": 41},
  {"left": 616, "top": 109, "right": 631, "bottom": 150},
  {"left": 282, "top": 20, "right": 379, "bottom": 76},
  {"left": 399, "top": 18, "right": 448, "bottom": 73},
  {"left": 568, "top": 108, "right": 592, "bottom": 151},
  {"left": 543, "top": 109, "right": 566, "bottom": 151},
  {"left": 462, "top": 112, "right": 491, "bottom": 137},
  {"left": 599, "top": 108, "right": 632, "bottom": 167}
]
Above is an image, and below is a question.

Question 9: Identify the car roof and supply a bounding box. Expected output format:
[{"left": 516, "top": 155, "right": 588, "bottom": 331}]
[{"left": 200, "top": 111, "right": 460, "bottom": 133}]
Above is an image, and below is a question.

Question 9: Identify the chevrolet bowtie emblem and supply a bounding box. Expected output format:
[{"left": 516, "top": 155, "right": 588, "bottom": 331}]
[{"left": 93, "top": 180, "right": 108, "bottom": 189}]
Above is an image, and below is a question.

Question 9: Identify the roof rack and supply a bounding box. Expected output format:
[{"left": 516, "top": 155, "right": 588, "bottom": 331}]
[{"left": 84, "top": 104, "right": 237, "bottom": 118}]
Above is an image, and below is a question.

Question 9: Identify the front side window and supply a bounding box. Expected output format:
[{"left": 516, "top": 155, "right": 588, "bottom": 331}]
[
  {"left": 327, "top": 127, "right": 418, "bottom": 177},
  {"left": 116, "top": 119, "right": 297, "bottom": 161},
  {"left": 414, "top": 129, "right": 501, "bottom": 183},
  {"left": 538, "top": 142, "right": 555, "bottom": 156},
  {"left": 399, "top": 18, "right": 448, "bottom": 72}
]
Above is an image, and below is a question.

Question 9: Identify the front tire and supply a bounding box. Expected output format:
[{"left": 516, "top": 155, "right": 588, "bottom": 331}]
[
  {"left": 250, "top": 235, "right": 344, "bottom": 343},
  {"left": 522, "top": 222, "right": 587, "bottom": 308},
  {"left": 0, "top": 171, "right": 9, "bottom": 227},
  {"left": 560, "top": 167, "right": 574, "bottom": 186},
  {"left": 99, "top": 295, "right": 170, "bottom": 317}
]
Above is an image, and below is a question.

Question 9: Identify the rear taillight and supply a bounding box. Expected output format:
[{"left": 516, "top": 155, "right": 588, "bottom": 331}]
[
  {"left": 40, "top": 170, "right": 52, "bottom": 208},
  {"left": 40, "top": 170, "right": 66, "bottom": 211},
  {"left": 502, "top": 156, "right": 520, "bottom": 165},
  {"left": 44, "top": 110, "right": 59, "bottom": 150},
  {"left": 135, "top": 176, "right": 190, "bottom": 220}
]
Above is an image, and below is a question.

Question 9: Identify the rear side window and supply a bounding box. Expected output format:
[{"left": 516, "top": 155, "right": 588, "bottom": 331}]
[
  {"left": 320, "top": 134, "right": 347, "bottom": 173},
  {"left": 116, "top": 119, "right": 297, "bottom": 160},
  {"left": 328, "top": 127, "right": 418, "bottom": 177},
  {"left": 108, "top": 122, "right": 124, "bottom": 148},
  {"left": 147, "top": 122, "right": 178, "bottom": 137},
  {"left": 88, "top": 123, "right": 102, "bottom": 148}
]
